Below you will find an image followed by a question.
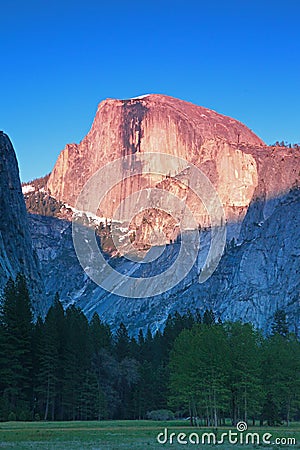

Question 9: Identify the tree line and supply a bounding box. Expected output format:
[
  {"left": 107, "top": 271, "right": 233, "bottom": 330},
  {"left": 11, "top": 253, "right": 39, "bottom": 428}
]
[
  {"left": 271, "top": 141, "right": 300, "bottom": 149},
  {"left": 0, "top": 275, "right": 299, "bottom": 425}
]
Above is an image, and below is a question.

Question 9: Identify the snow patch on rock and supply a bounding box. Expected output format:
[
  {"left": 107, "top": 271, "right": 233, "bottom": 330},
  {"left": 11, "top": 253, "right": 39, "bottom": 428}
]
[{"left": 22, "top": 184, "right": 35, "bottom": 194}]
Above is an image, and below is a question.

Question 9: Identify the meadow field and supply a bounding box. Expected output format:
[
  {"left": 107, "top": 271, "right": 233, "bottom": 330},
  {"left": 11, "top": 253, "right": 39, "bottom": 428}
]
[{"left": 0, "top": 420, "right": 299, "bottom": 449}]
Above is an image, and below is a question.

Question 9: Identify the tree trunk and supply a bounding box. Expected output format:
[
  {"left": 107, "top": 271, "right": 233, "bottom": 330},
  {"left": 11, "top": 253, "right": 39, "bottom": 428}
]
[
  {"left": 213, "top": 388, "right": 218, "bottom": 428},
  {"left": 232, "top": 393, "right": 237, "bottom": 425},
  {"left": 205, "top": 398, "right": 210, "bottom": 426},
  {"left": 51, "top": 396, "right": 55, "bottom": 421},
  {"left": 44, "top": 376, "right": 50, "bottom": 421},
  {"left": 286, "top": 399, "right": 291, "bottom": 427},
  {"left": 244, "top": 386, "right": 247, "bottom": 422},
  {"left": 189, "top": 400, "right": 193, "bottom": 427}
]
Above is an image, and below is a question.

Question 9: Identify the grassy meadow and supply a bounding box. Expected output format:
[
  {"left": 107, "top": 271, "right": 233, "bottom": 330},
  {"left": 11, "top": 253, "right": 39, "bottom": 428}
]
[{"left": 0, "top": 420, "right": 299, "bottom": 449}]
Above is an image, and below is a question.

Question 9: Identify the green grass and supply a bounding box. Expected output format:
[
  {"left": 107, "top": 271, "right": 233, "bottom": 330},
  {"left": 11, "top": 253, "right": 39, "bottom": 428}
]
[{"left": 0, "top": 420, "right": 299, "bottom": 449}]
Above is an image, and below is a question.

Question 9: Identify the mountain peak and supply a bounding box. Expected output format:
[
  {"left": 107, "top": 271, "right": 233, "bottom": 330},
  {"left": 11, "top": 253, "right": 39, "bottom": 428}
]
[
  {"left": 46, "top": 95, "right": 297, "bottom": 247},
  {"left": 93, "top": 94, "right": 264, "bottom": 148}
]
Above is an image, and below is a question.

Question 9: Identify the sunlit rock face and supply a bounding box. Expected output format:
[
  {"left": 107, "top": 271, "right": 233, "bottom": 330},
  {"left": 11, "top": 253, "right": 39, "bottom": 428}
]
[
  {"left": 47, "top": 95, "right": 299, "bottom": 246},
  {"left": 26, "top": 95, "right": 300, "bottom": 333},
  {"left": 47, "top": 94, "right": 298, "bottom": 246},
  {"left": 0, "top": 132, "right": 45, "bottom": 314}
]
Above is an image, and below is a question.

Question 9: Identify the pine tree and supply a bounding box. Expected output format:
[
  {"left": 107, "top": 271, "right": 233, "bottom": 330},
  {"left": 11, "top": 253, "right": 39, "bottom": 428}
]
[
  {"left": 79, "top": 370, "right": 101, "bottom": 420},
  {"left": 163, "top": 312, "right": 193, "bottom": 356},
  {"left": 89, "top": 312, "right": 112, "bottom": 352},
  {"left": 195, "top": 308, "right": 202, "bottom": 324},
  {"left": 115, "top": 323, "right": 130, "bottom": 361},
  {"left": 137, "top": 329, "right": 145, "bottom": 350},
  {"left": 203, "top": 308, "right": 216, "bottom": 326},
  {"left": 31, "top": 316, "right": 43, "bottom": 419},
  {"left": 0, "top": 275, "right": 33, "bottom": 417},
  {"left": 91, "top": 347, "right": 119, "bottom": 419},
  {"left": 0, "top": 278, "right": 17, "bottom": 408},
  {"left": 61, "top": 305, "right": 91, "bottom": 420},
  {"left": 271, "top": 309, "right": 289, "bottom": 336},
  {"left": 37, "top": 294, "right": 65, "bottom": 420}
]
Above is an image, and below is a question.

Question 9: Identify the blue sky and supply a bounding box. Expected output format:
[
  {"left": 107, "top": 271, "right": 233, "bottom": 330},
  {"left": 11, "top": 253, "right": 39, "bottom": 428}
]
[{"left": 1, "top": 0, "right": 299, "bottom": 181}]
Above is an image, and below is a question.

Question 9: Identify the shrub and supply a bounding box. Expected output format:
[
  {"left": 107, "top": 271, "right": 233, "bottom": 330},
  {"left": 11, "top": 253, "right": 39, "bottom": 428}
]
[
  {"left": 146, "top": 409, "right": 175, "bottom": 421},
  {"left": 18, "top": 410, "right": 28, "bottom": 421},
  {"left": 7, "top": 411, "right": 16, "bottom": 421}
]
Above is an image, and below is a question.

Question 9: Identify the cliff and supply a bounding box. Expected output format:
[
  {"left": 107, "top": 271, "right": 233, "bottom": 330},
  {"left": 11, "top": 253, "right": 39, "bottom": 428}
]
[
  {"left": 0, "top": 132, "right": 44, "bottom": 313},
  {"left": 24, "top": 95, "right": 300, "bottom": 331},
  {"left": 46, "top": 95, "right": 299, "bottom": 245},
  {"left": 28, "top": 187, "right": 300, "bottom": 335}
]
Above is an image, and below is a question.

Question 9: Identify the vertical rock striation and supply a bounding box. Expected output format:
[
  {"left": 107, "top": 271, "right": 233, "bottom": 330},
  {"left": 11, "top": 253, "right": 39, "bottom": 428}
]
[
  {"left": 0, "top": 132, "right": 44, "bottom": 314},
  {"left": 25, "top": 94, "right": 300, "bottom": 331},
  {"left": 46, "top": 95, "right": 299, "bottom": 242}
]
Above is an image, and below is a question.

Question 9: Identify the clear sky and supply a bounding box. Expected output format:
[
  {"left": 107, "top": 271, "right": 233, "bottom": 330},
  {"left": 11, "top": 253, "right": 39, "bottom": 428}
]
[{"left": 1, "top": 0, "right": 299, "bottom": 181}]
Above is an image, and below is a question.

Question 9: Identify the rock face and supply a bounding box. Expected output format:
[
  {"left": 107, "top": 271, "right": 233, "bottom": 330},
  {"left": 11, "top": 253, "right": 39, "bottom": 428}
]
[
  {"left": 0, "top": 132, "right": 44, "bottom": 313},
  {"left": 28, "top": 188, "right": 300, "bottom": 335},
  {"left": 27, "top": 95, "right": 300, "bottom": 332},
  {"left": 42, "top": 98, "right": 277, "bottom": 232},
  {"left": 46, "top": 95, "right": 299, "bottom": 246}
]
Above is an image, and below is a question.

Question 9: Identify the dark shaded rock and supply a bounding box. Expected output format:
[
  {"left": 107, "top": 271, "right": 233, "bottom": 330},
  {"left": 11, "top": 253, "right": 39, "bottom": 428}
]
[
  {"left": 0, "top": 133, "right": 45, "bottom": 315},
  {"left": 28, "top": 189, "right": 300, "bottom": 335}
]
